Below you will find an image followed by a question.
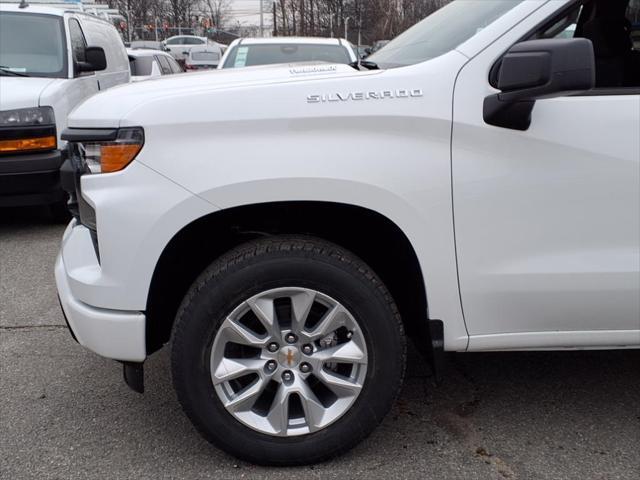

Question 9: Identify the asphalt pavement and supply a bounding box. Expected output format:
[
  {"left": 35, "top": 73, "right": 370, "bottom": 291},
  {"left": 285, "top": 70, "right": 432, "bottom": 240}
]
[{"left": 1, "top": 206, "right": 639, "bottom": 480}]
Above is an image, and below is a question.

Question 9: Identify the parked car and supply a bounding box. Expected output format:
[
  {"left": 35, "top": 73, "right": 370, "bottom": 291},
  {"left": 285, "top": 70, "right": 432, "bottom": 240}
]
[
  {"left": 162, "top": 35, "right": 213, "bottom": 62},
  {"left": 57, "top": 0, "right": 639, "bottom": 467},
  {"left": 184, "top": 45, "right": 222, "bottom": 71},
  {"left": 129, "top": 40, "right": 170, "bottom": 52},
  {"left": 0, "top": 3, "right": 129, "bottom": 219},
  {"left": 128, "top": 48, "right": 183, "bottom": 81},
  {"left": 219, "top": 37, "right": 357, "bottom": 69}
]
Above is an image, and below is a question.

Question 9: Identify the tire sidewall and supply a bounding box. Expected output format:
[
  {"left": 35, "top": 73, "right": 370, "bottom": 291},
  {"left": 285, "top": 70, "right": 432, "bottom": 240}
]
[{"left": 171, "top": 243, "right": 405, "bottom": 465}]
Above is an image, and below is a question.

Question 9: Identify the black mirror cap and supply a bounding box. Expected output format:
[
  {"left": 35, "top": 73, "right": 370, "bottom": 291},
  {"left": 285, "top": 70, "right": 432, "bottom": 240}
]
[
  {"left": 498, "top": 39, "right": 595, "bottom": 99},
  {"left": 484, "top": 38, "right": 595, "bottom": 130},
  {"left": 77, "top": 46, "right": 107, "bottom": 73}
]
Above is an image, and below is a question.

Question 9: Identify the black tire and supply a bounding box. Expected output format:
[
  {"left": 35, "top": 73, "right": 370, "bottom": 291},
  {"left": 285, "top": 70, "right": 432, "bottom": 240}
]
[{"left": 171, "top": 236, "right": 406, "bottom": 465}]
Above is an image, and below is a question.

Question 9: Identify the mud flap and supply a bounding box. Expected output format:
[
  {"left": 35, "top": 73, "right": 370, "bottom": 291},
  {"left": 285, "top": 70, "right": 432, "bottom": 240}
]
[
  {"left": 123, "top": 361, "right": 144, "bottom": 394},
  {"left": 428, "top": 319, "right": 445, "bottom": 384}
]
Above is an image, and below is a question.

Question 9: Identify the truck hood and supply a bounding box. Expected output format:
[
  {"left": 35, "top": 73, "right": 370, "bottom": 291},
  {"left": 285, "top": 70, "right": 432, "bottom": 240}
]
[
  {"left": 0, "top": 76, "right": 60, "bottom": 110},
  {"left": 68, "top": 63, "right": 376, "bottom": 128}
]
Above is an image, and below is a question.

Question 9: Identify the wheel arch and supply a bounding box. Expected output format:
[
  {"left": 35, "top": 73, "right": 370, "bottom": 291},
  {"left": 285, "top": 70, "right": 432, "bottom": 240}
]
[{"left": 145, "top": 201, "right": 431, "bottom": 355}]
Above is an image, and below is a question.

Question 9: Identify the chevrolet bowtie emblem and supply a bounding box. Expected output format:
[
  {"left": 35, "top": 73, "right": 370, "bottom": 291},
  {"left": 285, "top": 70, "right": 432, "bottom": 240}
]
[{"left": 285, "top": 349, "right": 295, "bottom": 367}]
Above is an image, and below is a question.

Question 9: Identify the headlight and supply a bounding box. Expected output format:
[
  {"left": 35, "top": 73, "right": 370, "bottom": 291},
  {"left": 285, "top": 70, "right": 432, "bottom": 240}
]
[
  {"left": 0, "top": 107, "right": 57, "bottom": 154},
  {"left": 80, "top": 127, "right": 144, "bottom": 174},
  {"left": 0, "top": 106, "right": 55, "bottom": 126}
]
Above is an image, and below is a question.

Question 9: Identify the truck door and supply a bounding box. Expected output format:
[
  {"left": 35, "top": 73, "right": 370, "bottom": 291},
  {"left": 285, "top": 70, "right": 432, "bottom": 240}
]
[{"left": 452, "top": 1, "right": 640, "bottom": 350}]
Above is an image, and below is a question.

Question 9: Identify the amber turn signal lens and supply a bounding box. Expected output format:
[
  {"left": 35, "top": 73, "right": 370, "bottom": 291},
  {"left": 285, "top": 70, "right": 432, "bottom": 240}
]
[
  {"left": 0, "top": 135, "right": 56, "bottom": 153},
  {"left": 100, "top": 144, "right": 143, "bottom": 173}
]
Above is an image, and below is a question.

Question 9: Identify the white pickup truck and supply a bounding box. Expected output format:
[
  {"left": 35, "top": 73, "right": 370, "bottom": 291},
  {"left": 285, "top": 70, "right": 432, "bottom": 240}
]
[{"left": 56, "top": 0, "right": 639, "bottom": 465}]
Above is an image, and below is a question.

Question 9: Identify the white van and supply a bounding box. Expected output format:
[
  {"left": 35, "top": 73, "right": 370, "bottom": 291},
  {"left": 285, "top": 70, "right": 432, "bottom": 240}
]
[{"left": 0, "top": 4, "right": 129, "bottom": 219}]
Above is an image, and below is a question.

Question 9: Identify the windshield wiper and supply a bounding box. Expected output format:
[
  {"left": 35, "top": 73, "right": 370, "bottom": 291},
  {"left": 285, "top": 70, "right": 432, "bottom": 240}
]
[
  {"left": 359, "top": 60, "right": 380, "bottom": 70},
  {"left": 0, "top": 66, "right": 30, "bottom": 77}
]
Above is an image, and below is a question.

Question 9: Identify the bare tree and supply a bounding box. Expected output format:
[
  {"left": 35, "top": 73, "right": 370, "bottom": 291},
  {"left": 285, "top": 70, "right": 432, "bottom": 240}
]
[
  {"left": 271, "top": 0, "right": 451, "bottom": 43},
  {"left": 202, "top": 0, "right": 231, "bottom": 28}
]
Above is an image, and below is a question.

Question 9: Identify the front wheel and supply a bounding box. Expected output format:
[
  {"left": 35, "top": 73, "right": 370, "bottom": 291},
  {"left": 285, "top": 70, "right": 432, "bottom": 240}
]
[{"left": 171, "top": 237, "right": 406, "bottom": 465}]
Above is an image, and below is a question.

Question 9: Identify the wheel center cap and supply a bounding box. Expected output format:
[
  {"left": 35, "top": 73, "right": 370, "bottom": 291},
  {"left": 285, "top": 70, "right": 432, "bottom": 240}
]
[{"left": 278, "top": 346, "right": 300, "bottom": 368}]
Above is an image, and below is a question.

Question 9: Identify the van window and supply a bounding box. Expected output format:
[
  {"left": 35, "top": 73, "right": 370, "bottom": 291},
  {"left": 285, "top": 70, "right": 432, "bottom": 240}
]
[
  {"left": 0, "top": 12, "right": 67, "bottom": 78},
  {"left": 168, "top": 57, "right": 183, "bottom": 73},
  {"left": 129, "top": 56, "right": 154, "bottom": 76},
  {"left": 68, "top": 18, "right": 87, "bottom": 63},
  {"left": 156, "top": 55, "right": 172, "bottom": 74}
]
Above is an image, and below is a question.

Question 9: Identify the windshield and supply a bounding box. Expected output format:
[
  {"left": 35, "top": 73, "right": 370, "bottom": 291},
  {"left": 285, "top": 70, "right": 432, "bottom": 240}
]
[
  {"left": 368, "top": 0, "right": 525, "bottom": 69},
  {"left": 0, "top": 12, "right": 67, "bottom": 78},
  {"left": 222, "top": 43, "right": 352, "bottom": 68},
  {"left": 192, "top": 51, "right": 219, "bottom": 62}
]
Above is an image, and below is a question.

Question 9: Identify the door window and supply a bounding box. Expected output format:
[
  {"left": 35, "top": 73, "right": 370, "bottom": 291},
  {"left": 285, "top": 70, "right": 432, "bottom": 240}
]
[
  {"left": 68, "top": 18, "right": 87, "bottom": 63},
  {"left": 156, "top": 55, "right": 172, "bottom": 74},
  {"left": 531, "top": 0, "right": 640, "bottom": 90},
  {"left": 168, "top": 57, "right": 183, "bottom": 73}
]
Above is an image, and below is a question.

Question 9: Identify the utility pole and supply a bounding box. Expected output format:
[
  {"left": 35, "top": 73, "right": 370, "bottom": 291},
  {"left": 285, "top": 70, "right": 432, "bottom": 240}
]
[
  {"left": 330, "top": 16, "right": 333, "bottom": 38},
  {"left": 259, "top": 0, "right": 264, "bottom": 37},
  {"left": 344, "top": 16, "right": 350, "bottom": 41},
  {"left": 273, "top": 0, "right": 277, "bottom": 36}
]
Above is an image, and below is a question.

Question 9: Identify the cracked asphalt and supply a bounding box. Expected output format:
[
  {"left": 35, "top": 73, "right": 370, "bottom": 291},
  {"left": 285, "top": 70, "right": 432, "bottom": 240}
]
[{"left": 1, "top": 206, "right": 639, "bottom": 480}]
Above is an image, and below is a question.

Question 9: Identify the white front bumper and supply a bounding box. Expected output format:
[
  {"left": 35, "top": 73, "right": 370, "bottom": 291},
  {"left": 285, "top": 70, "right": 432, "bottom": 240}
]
[{"left": 55, "top": 223, "right": 146, "bottom": 362}]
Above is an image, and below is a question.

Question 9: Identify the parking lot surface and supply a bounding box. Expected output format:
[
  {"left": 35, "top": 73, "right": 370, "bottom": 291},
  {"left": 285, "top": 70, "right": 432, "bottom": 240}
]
[{"left": 1, "top": 206, "right": 639, "bottom": 480}]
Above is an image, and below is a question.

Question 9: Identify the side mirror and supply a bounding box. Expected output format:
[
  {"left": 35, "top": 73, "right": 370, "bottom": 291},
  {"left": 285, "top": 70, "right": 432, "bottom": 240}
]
[
  {"left": 76, "top": 46, "right": 107, "bottom": 73},
  {"left": 484, "top": 38, "right": 595, "bottom": 131}
]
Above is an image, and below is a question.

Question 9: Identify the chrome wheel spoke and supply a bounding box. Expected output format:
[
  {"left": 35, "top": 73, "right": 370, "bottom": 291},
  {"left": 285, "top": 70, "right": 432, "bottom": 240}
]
[
  {"left": 301, "top": 304, "right": 348, "bottom": 341},
  {"left": 317, "top": 369, "right": 363, "bottom": 398},
  {"left": 290, "top": 289, "right": 316, "bottom": 334},
  {"left": 246, "top": 296, "right": 281, "bottom": 339},
  {"left": 225, "top": 378, "right": 266, "bottom": 413},
  {"left": 211, "top": 357, "right": 265, "bottom": 385},
  {"left": 314, "top": 340, "right": 367, "bottom": 364},
  {"left": 219, "top": 317, "right": 268, "bottom": 347},
  {"left": 266, "top": 385, "right": 290, "bottom": 435},
  {"left": 298, "top": 382, "right": 326, "bottom": 430}
]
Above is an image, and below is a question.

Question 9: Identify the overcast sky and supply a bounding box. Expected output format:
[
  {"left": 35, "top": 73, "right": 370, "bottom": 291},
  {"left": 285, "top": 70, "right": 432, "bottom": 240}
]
[{"left": 228, "top": 0, "right": 271, "bottom": 27}]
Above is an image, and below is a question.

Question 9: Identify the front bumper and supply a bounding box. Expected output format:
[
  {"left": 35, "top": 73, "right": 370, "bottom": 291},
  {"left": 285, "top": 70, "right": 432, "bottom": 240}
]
[
  {"left": 55, "top": 222, "right": 146, "bottom": 362},
  {"left": 0, "top": 149, "right": 66, "bottom": 206}
]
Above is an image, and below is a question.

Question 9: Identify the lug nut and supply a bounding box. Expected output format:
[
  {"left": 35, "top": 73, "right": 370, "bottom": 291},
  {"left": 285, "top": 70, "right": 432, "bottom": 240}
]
[
  {"left": 285, "top": 333, "right": 297, "bottom": 344},
  {"left": 300, "top": 362, "right": 312, "bottom": 374},
  {"left": 265, "top": 360, "right": 277, "bottom": 372},
  {"left": 302, "top": 344, "right": 313, "bottom": 355},
  {"left": 267, "top": 342, "right": 279, "bottom": 353},
  {"left": 346, "top": 331, "right": 353, "bottom": 339},
  {"left": 282, "top": 370, "right": 294, "bottom": 383}
]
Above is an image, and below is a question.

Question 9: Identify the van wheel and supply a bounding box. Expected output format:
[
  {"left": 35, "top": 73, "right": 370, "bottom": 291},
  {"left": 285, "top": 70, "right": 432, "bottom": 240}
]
[{"left": 171, "top": 236, "right": 406, "bottom": 465}]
